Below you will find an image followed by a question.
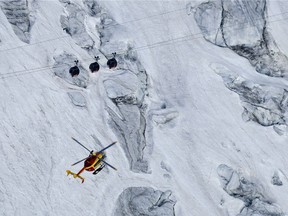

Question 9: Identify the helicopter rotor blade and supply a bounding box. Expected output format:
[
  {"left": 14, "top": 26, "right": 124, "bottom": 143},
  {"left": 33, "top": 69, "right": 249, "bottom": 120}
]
[
  {"left": 71, "top": 156, "right": 89, "bottom": 166},
  {"left": 98, "top": 141, "right": 117, "bottom": 154},
  {"left": 71, "top": 137, "right": 91, "bottom": 153},
  {"left": 101, "top": 160, "right": 117, "bottom": 171}
]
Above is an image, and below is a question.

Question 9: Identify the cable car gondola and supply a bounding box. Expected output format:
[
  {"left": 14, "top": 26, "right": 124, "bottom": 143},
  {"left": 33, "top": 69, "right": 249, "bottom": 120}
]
[
  {"left": 89, "top": 56, "right": 100, "bottom": 73},
  {"left": 107, "top": 52, "right": 117, "bottom": 69},
  {"left": 69, "top": 60, "right": 80, "bottom": 77}
]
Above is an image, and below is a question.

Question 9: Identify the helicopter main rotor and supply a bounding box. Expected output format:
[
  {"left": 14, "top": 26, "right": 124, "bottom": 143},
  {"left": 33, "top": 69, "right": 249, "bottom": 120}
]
[{"left": 70, "top": 137, "right": 117, "bottom": 169}]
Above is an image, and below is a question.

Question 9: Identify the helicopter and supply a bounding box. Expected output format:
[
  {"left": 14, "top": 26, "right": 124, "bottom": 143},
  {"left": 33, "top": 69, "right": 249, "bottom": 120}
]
[{"left": 66, "top": 137, "right": 117, "bottom": 183}]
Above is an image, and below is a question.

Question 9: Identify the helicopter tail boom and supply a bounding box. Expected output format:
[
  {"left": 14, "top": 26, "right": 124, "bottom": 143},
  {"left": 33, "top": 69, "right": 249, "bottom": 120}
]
[{"left": 66, "top": 170, "right": 85, "bottom": 183}]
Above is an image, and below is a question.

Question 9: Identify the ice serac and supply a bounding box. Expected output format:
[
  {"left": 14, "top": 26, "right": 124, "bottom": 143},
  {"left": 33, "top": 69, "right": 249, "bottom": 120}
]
[
  {"left": 197, "top": 0, "right": 288, "bottom": 128},
  {"left": 86, "top": 0, "right": 118, "bottom": 50},
  {"left": 194, "top": 0, "right": 288, "bottom": 77},
  {"left": 104, "top": 51, "right": 149, "bottom": 173},
  {"left": 194, "top": 1, "right": 224, "bottom": 46},
  {"left": 212, "top": 66, "right": 288, "bottom": 127},
  {"left": 67, "top": 92, "right": 87, "bottom": 108},
  {"left": 217, "top": 164, "right": 285, "bottom": 216},
  {"left": 60, "top": 0, "right": 94, "bottom": 49},
  {"left": 0, "top": 0, "right": 35, "bottom": 43},
  {"left": 83, "top": 0, "right": 151, "bottom": 173},
  {"left": 52, "top": 52, "right": 89, "bottom": 88},
  {"left": 83, "top": 0, "right": 102, "bottom": 17},
  {"left": 271, "top": 172, "right": 283, "bottom": 186},
  {"left": 114, "top": 187, "right": 176, "bottom": 216}
]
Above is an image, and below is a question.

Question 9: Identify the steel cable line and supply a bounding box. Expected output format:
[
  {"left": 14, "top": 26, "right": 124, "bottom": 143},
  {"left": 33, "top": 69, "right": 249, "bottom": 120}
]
[
  {"left": 134, "top": 12, "right": 288, "bottom": 51},
  {"left": 0, "top": 6, "right": 186, "bottom": 53},
  {"left": 0, "top": 35, "right": 71, "bottom": 53},
  {"left": 116, "top": 11, "right": 288, "bottom": 53},
  {"left": 1, "top": 11, "right": 288, "bottom": 79},
  {"left": 2, "top": 16, "right": 288, "bottom": 79},
  {"left": 104, "top": 7, "right": 186, "bottom": 29},
  {"left": 1, "top": 6, "right": 287, "bottom": 54}
]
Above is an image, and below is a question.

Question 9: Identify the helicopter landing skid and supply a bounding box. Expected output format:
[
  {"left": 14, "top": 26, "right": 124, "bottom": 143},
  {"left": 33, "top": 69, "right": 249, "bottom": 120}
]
[{"left": 93, "top": 164, "right": 105, "bottom": 175}]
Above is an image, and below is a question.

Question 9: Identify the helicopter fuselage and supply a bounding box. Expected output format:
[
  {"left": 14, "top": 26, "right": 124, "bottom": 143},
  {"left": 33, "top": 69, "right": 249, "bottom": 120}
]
[{"left": 84, "top": 152, "right": 105, "bottom": 172}]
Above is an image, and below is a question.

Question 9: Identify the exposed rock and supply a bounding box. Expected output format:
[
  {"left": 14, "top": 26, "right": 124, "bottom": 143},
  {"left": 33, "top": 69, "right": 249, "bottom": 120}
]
[
  {"left": 271, "top": 172, "right": 283, "bottom": 186},
  {"left": 67, "top": 92, "right": 86, "bottom": 107},
  {"left": 52, "top": 52, "right": 89, "bottom": 88},
  {"left": 194, "top": 0, "right": 288, "bottom": 77},
  {"left": 114, "top": 187, "right": 176, "bottom": 216},
  {"left": 0, "top": 0, "right": 35, "bottom": 43},
  {"left": 217, "top": 164, "right": 285, "bottom": 215},
  {"left": 60, "top": 1, "right": 94, "bottom": 49}
]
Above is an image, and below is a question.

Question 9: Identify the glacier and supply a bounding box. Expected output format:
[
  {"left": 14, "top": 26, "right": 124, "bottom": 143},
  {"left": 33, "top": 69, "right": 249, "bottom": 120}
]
[{"left": 1, "top": 0, "right": 288, "bottom": 215}]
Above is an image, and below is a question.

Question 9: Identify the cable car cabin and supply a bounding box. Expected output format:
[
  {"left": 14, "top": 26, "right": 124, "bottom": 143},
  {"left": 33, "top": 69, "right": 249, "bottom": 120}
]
[
  {"left": 69, "top": 60, "right": 80, "bottom": 77},
  {"left": 107, "top": 53, "right": 117, "bottom": 69},
  {"left": 69, "top": 66, "right": 80, "bottom": 77},
  {"left": 89, "top": 61, "right": 100, "bottom": 73},
  {"left": 107, "top": 58, "right": 117, "bottom": 69}
]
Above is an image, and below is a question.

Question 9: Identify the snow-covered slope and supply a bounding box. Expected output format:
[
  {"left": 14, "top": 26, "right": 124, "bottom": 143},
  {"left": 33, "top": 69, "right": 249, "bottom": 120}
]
[{"left": 1, "top": 0, "right": 288, "bottom": 215}]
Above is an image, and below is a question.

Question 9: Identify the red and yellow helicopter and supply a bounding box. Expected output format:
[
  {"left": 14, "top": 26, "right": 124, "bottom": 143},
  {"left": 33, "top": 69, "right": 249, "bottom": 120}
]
[{"left": 66, "top": 137, "right": 117, "bottom": 183}]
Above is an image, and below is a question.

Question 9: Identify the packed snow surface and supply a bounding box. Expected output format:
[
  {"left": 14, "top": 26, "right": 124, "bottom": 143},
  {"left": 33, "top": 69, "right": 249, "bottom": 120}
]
[{"left": 1, "top": 0, "right": 288, "bottom": 215}]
